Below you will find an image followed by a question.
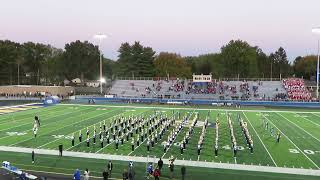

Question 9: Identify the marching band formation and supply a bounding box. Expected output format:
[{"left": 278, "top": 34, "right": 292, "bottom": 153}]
[{"left": 31, "top": 110, "right": 284, "bottom": 161}]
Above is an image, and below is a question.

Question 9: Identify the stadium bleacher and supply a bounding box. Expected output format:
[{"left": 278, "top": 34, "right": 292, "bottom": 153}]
[{"left": 108, "top": 79, "right": 292, "bottom": 101}]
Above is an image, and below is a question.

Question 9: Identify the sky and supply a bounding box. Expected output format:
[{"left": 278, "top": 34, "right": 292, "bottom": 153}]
[{"left": 0, "top": 0, "right": 320, "bottom": 61}]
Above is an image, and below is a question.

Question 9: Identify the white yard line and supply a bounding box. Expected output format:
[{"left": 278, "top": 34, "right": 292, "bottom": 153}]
[
  {"left": 0, "top": 107, "right": 89, "bottom": 141},
  {"left": 128, "top": 112, "right": 180, "bottom": 156},
  {"left": 0, "top": 107, "right": 75, "bottom": 133},
  {"left": 74, "top": 109, "right": 147, "bottom": 153},
  {"left": 263, "top": 114, "right": 319, "bottom": 169},
  {"left": 297, "top": 113, "right": 320, "bottom": 127},
  {"left": 313, "top": 113, "right": 320, "bottom": 118},
  {"left": 277, "top": 113, "right": 320, "bottom": 143},
  {"left": 37, "top": 109, "right": 122, "bottom": 149},
  {"left": 161, "top": 111, "right": 194, "bottom": 159},
  {"left": 10, "top": 108, "right": 117, "bottom": 147},
  {"left": 60, "top": 103, "right": 320, "bottom": 114},
  {"left": 20, "top": 169, "right": 121, "bottom": 180},
  {"left": 0, "top": 106, "right": 59, "bottom": 125},
  {"left": 0, "top": 146, "right": 320, "bottom": 177},
  {"left": 0, "top": 103, "right": 42, "bottom": 111},
  {"left": 242, "top": 112, "right": 277, "bottom": 167},
  {"left": 95, "top": 111, "right": 148, "bottom": 153}
]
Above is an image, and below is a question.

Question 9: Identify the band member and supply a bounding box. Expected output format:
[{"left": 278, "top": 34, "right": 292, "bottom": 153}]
[
  {"left": 121, "top": 136, "right": 124, "bottom": 145},
  {"left": 86, "top": 127, "right": 90, "bottom": 136},
  {"left": 93, "top": 132, "right": 96, "bottom": 145},
  {"left": 136, "top": 137, "right": 140, "bottom": 146},
  {"left": 276, "top": 132, "right": 281, "bottom": 143},
  {"left": 131, "top": 139, "right": 134, "bottom": 151},
  {"left": 233, "top": 146, "right": 237, "bottom": 157},
  {"left": 147, "top": 139, "right": 150, "bottom": 152},
  {"left": 72, "top": 133, "right": 75, "bottom": 146},
  {"left": 33, "top": 128, "right": 37, "bottom": 138},
  {"left": 115, "top": 138, "right": 119, "bottom": 151},
  {"left": 79, "top": 130, "right": 83, "bottom": 142},
  {"left": 214, "top": 145, "right": 218, "bottom": 157},
  {"left": 86, "top": 136, "right": 90, "bottom": 147},
  {"left": 106, "top": 134, "right": 110, "bottom": 144},
  {"left": 35, "top": 116, "right": 41, "bottom": 127},
  {"left": 100, "top": 135, "right": 104, "bottom": 148}
]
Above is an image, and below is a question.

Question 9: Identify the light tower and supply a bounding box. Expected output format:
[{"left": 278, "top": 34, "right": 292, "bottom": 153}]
[
  {"left": 93, "top": 34, "right": 107, "bottom": 94},
  {"left": 312, "top": 27, "right": 320, "bottom": 99}
]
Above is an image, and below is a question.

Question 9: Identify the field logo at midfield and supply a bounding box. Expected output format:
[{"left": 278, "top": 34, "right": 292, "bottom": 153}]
[
  {"left": 6, "top": 132, "right": 27, "bottom": 136},
  {"left": 195, "top": 121, "right": 212, "bottom": 128}
]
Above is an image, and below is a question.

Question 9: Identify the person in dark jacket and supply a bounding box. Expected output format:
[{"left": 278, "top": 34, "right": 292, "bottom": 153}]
[
  {"left": 102, "top": 169, "right": 109, "bottom": 180},
  {"left": 181, "top": 166, "right": 186, "bottom": 180},
  {"left": 122, "top": 169, "right": 128, "bottom": 180},
  {"left": 157, "top": 158, "right": 163, "bottom": 170},
  {"left": 31, "top": 150, "right": 35, "bottom": 163}
]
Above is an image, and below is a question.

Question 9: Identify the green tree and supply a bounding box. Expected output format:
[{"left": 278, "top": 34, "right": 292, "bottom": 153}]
[
  {"left": 220, "top": 40, "right": 258, "bottom": 78},
  {"left": 293, "top": 55, "right": 317, "bottom": 80},
  {"left": 116, "top": 41, "right": 155, "bottom": 77},
  {"left": 0, "top": 40, "right": 22, "bottom": 85},
  {"left": 60, "top": 40, "right": 100, "bottom": 81},
  {"left": 154, "top": 52, "right": 191, "bottom": 78},
  {"left": 269, "top": 47, "right": 291, "bottom": 78},
  {"left": 22, "top": 42, "right": 52, "bottom": 84},
  {"left": 255, "top": 47, "right": 269, "bottom": 78}
]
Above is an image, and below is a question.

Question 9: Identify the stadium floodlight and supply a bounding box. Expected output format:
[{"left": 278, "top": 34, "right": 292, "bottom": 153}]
[
  {"left": 93, "top": 33, "right": 107, "bottom": 94},
  {"left": 100, "top": 77, "right": 106, "bottom": 83},
  {"left": 312, "top": 27, "right": 320, "bottom": 99}
]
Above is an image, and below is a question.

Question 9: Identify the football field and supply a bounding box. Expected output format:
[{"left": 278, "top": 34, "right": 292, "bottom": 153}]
[{"left": 0, "top": 103, "right": 320, "bottom": 179}]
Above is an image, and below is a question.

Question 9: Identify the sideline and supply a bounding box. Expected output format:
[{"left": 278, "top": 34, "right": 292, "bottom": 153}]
[
  {"left": 59, "top": 104, "right": 320, "bottom": 114},
  {"left": 0, "top": 146, "right": 319, "bottom": 177}
]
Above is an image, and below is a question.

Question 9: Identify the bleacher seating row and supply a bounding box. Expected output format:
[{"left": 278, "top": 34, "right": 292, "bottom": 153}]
[{"left": 108, "top": 79, "right": 293, "bottom": 101}]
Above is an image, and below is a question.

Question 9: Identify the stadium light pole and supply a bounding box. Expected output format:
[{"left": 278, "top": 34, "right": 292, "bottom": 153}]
[
  {"left": 312, "top": 27, "right": 320, "bottom": 99},
  {"left": 93, "top": 34, "right": 107, "bottom": 94}
]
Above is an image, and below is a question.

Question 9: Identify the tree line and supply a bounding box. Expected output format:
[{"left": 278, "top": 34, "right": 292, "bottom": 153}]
[{"left": 0, "top": 39, "right": 317, "bottom": 85}]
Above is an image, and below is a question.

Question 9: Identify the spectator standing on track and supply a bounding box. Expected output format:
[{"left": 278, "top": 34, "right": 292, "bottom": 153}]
[
  {"left": 108, "top": 160, "right": 113, "bottom": 177},
  {"left": 84, "top": 168, "right": 90, "bottom": 180},
  {"left": 157, "top": 158, "right": 163, "bottom": 171},
  {"left": 73, "top": 169, "right": 81, "bottom": 180},
  {"left": 58, "top": 144, "right": 63, "bottom": 156},
  {"left": 169, "top": 161, "right": 174, "bottom": 179},
  {"left": 72, "top": 133, "right": 75, "bottom": 146},
  {"left": 122, "top": 169, "right": 128, "bottom": 180},
  {"left": 31, "top": 150, "right": 35, "bottom": 163},
  {"left": 153, "top": 168, "right": 161, "bottom": 180},
  {"left": 128, "top": 167, "right": 135, "bottom": 180},
  {"left": 102, "top": 169, "right": 109, "bottom": 180},
  {"left": 181, "top": 166, "right": 186, "bottom": 180}
]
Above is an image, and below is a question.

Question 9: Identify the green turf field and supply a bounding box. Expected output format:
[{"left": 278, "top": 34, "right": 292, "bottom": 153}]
[{"left": 0, "top": 104, "right": 320, "bottom": 179}]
